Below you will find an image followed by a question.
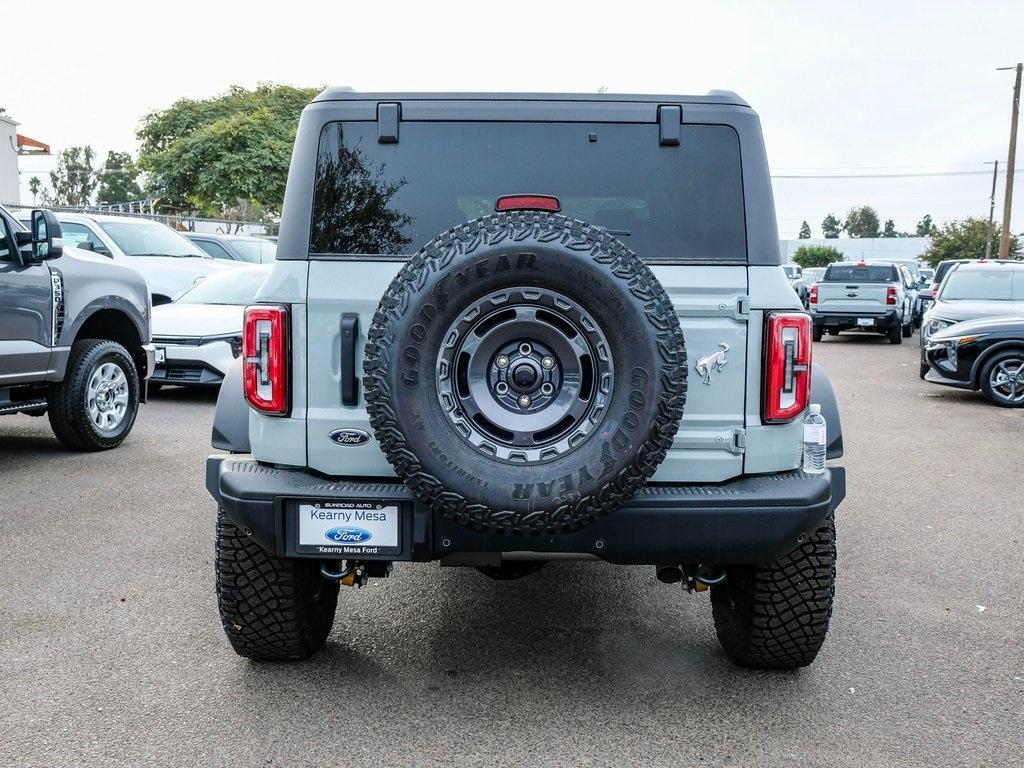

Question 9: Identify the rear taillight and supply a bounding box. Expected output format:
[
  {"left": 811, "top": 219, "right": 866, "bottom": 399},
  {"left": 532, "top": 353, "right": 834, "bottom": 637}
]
[
  {"left": 763, "top": 312, "right": 812, "bottom": 423},
  {"left": 809, "top": 284, "right": 819, "bottom": 304},
  {"left": 243, "top": 305, "right": 289, "bottom": 415},
  {"left": 886, "top": 286, "right": 897, "bottom": 305}
]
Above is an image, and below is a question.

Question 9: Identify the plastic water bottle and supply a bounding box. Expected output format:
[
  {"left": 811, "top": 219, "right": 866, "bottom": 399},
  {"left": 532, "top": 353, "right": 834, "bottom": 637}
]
[{"left": 802, "top": 404, "right": 827, "bottom": 474}]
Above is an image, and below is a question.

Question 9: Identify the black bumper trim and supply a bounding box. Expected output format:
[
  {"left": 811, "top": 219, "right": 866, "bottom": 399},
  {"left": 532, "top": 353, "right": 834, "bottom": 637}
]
[
  {"left": 207, "top": 457, "right": 846, "bottom": 566},
  {"left": 813, "top": 311, "right": 899, "bottom": 328}
]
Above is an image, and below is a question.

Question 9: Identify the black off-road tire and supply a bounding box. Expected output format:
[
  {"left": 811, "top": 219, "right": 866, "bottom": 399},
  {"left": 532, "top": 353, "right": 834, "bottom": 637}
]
[
  {"left": 902, "top": 320, "right": 913, "bottom": 338},
  {"left": 364, "top": 212, "right": 687, "bottom": 536},
  {"left": 215, "top": 508, "right": 339, "bottom": 661},
  {"left": 812, "top": 326, "right": 824, "bottom": 342},
  {"left": 48, "top": 339, "right": 140, "bottom": 451},
  {"left": 711, "top": 514, "right": 837, "bottom": 670},
  {"left": 888, "top": 324, "right": 903, "bottom": 345}
]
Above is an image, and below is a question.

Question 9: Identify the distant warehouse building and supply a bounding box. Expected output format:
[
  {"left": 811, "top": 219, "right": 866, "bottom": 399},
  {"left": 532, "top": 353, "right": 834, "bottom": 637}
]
[{"left": 780, "top": 237, "right": 930, "bottom": 264}]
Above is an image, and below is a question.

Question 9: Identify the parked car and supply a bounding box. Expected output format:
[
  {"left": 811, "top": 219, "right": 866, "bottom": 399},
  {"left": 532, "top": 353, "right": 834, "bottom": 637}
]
[
  {"left": 0, "top": 206, "right": 154, "bottom": 449},
  {"left": 40, "top": 213, "right": 239, "bottom": 305},
  {"left": 809, "top": 261, "right": 916, "bottom": 343},
  {"left": 920, "top": 260, "right": 1024, "bottom": 376},
  {"left": 150, "top": 266, "right": 270, "bottom": 388},
  {"left": 205, "top": 90, "right": 846, "bottom": 670},
  {"left": 782, "top": 263, "right": 807, "bottom": 303},
  {"left": 923, "top": 315, "right": 1024, "bottom": 407},
  {"left": 184, "top": 232, "right": 277, "bottom": 264},
  {"left": 795, "top": 267, "right": 825, "bottom": 308}
]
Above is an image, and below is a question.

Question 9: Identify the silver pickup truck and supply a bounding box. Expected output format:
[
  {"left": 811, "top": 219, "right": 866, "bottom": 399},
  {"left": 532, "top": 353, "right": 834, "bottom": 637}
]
[{"left": 810, "top": 261, "right": 916, "bottom": 343}]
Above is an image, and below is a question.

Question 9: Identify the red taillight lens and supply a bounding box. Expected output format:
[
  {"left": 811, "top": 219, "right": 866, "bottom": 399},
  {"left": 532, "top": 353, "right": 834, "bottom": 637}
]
[
  {"left": 809, "top": 284, "right": 819, "bottom": 304},
  {"left": 495, "top": 194, "right": 561, "bottom": 212},
  {"left": 763, "top": 312, "right": 812, "bottom": 423},
  {"left": 886, "top": 286, "right": 897, "bottom": 305},
  {"left": 243, "top": 305, "right": 289, "bottom": 415}
]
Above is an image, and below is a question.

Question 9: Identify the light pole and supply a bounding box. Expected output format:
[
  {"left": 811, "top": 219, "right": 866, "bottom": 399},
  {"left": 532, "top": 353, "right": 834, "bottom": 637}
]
[
  {"left": 985, "top": 161, "right": 999, "bottom": 259},
  {"left": 996, "top": 64, "right": 1022, "bottom": 259}
]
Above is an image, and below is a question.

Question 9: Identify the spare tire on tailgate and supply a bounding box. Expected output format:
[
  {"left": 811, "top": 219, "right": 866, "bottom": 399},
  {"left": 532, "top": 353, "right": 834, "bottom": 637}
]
[{"left": 364, "top": 212, "right": 687, "bottom": 535}]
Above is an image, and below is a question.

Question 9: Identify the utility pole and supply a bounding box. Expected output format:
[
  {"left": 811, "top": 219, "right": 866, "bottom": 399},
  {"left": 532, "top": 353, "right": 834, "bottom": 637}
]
[
  {"left": 997, "top": 63, "right": 1022, "bottom": 259},
  {"left": 985, "top": 160, "right": 999, "bottom": 259}
]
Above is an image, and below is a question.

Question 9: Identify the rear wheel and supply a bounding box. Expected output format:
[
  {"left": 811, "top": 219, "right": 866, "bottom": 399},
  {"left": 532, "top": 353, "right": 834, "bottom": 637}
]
[
  {"left": 215, "top": 508, "right": 339, "bottom": 660},
  {"left": 711, "top": 514, "right": 837, "bottom": 670},
  {"left": 48, "top": 339, "right": 140, "bottom": 451},
  {"left": 812, "top": 326, "right": 824, "bottom": 342},
  {"left": 979, "top": 351, "right": 1024, "bottom": 408},
  {"left": 902, "top": 320, "right": 913, "bottom": 338},
  {"left": 888, "top": 324, "right": 903, "bottom": 345}
]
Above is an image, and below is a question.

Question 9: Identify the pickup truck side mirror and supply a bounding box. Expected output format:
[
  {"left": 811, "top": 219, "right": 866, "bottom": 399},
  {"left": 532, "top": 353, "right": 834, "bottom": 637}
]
[{"left": 31, "top": 209, "right": 63, "bottom": 261}]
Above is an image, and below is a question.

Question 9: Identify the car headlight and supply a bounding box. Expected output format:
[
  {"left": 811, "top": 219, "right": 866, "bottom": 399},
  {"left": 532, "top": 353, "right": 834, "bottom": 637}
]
[{"left": 923, "top": 318, "right": 952, "bottom": 340}]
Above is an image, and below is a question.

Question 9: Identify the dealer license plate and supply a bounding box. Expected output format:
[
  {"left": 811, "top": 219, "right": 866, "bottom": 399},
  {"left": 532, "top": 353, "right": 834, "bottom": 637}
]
[
  {"left": 856, "top": 318, "right": 875, "bottom": 327},
  {"left": 298, "top": 502, "right": 399, "bottom": 550}
]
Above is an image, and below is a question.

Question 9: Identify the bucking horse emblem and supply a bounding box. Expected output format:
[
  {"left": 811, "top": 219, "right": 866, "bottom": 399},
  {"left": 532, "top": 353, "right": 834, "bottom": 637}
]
[{"left": 695, "top": 343, "right": 730, "bottom": 385}]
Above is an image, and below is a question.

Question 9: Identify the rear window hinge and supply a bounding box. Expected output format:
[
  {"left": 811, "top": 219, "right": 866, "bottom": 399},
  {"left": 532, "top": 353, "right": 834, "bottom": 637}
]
[
  {"left": 377, "top": 102, "right": 401, "bottom": 144},
  {"left": 658, "top": 104, "right": 682, "bottom": 146},
  {"left": 736, "top": 296, "right": 750, "bottom": 316}
]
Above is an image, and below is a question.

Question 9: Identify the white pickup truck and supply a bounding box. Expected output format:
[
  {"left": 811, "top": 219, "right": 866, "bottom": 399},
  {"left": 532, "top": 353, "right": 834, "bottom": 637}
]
[{"left": 809, "top": 261, "right": 916, "bottom": 343}]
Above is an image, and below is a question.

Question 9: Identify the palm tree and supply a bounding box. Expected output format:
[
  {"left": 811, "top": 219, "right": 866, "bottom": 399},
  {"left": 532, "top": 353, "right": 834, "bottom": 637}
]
[{"left": 28, "top": 177, "right": 41, "bottom": 204}]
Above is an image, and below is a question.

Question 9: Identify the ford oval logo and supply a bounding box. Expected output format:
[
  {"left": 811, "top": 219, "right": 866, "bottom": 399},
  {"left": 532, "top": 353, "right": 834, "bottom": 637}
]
[
  {"left": 324, "top": 526, "right": 373, "bottom": 544},
  {"left": 329, "top": 428, "right": 371, "bottom": 446}
]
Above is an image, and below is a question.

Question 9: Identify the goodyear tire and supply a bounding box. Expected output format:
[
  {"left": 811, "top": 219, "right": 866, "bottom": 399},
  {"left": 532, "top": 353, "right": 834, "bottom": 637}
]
[
  {"left": 364, "top": 212, "right": 687, "bottom": 535},
  {"left": 711, "top": 514, "right": 837, "bottom": 670},
  {"left": 215, "top": 507, "right": 338, "bottom": 661}
]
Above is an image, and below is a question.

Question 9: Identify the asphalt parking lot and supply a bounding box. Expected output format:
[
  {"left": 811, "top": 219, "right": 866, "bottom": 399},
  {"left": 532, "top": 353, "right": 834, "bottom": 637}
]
[{"left": 1, "top": 333, "right": 1021, "bottom": 768}]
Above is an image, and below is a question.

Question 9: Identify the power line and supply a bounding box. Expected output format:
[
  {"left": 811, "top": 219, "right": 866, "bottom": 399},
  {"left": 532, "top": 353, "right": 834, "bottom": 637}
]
[{"left": 772, "top": 168, "right": 1024, "bottom": 179}]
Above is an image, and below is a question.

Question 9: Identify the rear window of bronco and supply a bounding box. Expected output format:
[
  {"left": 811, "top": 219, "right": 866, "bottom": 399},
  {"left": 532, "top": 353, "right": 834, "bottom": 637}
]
[
  {"left": 309, "top": 121, "right": 746, "bottom": 264},
  {"left": 823, "top": 265, "right": 898, "bottom": 282}
]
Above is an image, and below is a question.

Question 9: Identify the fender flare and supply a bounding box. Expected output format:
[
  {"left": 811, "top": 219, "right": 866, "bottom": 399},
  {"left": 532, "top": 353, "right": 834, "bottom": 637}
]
[
  {"left": 211, "top": 358, "right": 250, "bottom": 453},
  {"left": 811, "top": 362, "right": 843, "bottom": 459}
]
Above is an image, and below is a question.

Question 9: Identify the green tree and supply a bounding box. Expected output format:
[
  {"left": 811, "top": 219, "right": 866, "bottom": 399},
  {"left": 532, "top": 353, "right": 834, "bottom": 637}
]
[
  {"left": 844, "top": 205, "right": 880, "bottom": 238},
  {"left": 28, "top": 177, "right": 41, "bottom": 204},
  {"left": 915, "top": 214, "right": 935, "bottom": 236},
  {"left": 792, "top": 244, "right": 844, "bottom": 269},
  {"left": 96, "top": 151, "right": 144, "bottom": 204},
  {"left": 137, "top": 84, "right": 319, "bottom": 215},
  {"left": 821, "top": 213, "right": 842, "bottom": 239},
  {"left": 882, "top": 218, "right": 897, "bottom": 237},
  {"left": 921, "top": 217, "right": 1020, "bottom": 267},
  {"left": 49, "top": 146, "right": 97, "bottom": 206},
  {"left": 798, "top": 221, "right": 811, "bottom": 239}
]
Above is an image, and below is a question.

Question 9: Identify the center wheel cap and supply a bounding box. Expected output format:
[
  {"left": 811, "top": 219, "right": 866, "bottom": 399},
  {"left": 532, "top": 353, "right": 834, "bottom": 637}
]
[{"left": 511, "top": 363, "right": 538, "bottom": 390}]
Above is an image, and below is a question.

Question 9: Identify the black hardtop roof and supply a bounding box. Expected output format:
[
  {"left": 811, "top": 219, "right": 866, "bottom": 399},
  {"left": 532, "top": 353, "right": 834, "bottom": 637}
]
[{"left": 313, "top": 88, "right": 750, "bottom": 107}]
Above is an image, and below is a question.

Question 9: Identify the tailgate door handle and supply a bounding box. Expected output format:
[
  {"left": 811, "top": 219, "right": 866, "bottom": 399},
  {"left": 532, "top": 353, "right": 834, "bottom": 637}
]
[{"left": 340, "top": 313, "right": 360, "bottom": 405}]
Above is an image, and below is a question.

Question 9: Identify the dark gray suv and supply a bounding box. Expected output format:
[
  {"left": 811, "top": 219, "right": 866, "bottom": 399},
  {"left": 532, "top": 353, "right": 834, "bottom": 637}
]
[{"left": 0, "top": 207, "right": 155, "bottom": 450}]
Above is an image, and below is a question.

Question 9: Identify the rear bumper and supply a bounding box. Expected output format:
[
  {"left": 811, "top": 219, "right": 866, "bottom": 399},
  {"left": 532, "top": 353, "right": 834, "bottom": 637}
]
[
  {"left": 206, "top": 457, "right": 846, "bottom": 566},
  {"left": 812, "top": 310, "right": 900, "bottom": 329}
]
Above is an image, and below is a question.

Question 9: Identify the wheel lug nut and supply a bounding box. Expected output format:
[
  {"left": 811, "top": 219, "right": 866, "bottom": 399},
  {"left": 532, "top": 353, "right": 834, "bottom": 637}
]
[
  {"left": 541, "top": 356, "right": 555, "bottom": 369},
  {"left": 496, "top": 355, "right": 509, "bottom": 369},
  {"left": 518, "top": 394, "right": 531, "bottom": 409}
]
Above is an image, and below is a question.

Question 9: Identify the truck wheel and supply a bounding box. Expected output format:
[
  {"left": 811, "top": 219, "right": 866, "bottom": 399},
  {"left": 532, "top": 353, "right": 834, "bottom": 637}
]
[
  {"left": 979, "top": 350, "right": 1024, "bottom": 408},
  {"left": 711, "top": 514, "right": 836, "bottom": 670},
  {"left": 901, "top": 320, "right": 913, "bottom": 338},
  {"left": 812, "top": 326, "right": 824, "bottom": 342},
  {"left": 215, "top": 507, "right": 338, "bottom": 661},
  {"left": 888, "top": 324, "right": 903, "bottom": 345},
  {"left": 47, "top": 339, "right": 140, "bottom": 451},
  {"left": 364, "top": 212, "right": 687, "bottom": 536}
]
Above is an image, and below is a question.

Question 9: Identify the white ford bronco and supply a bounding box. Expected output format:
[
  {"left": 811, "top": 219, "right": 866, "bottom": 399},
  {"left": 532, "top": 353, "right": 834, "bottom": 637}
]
[{"left": 206, "top": 91, "right": 846, "bottom": 670}]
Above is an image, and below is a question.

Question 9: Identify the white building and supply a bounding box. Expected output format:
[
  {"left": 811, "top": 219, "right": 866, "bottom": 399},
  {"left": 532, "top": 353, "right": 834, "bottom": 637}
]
[
  {"left": 0, "top": 115, "right": 19, "bottom": 204},
  {"left": 780, "top": 237, "right": 930, "bottom": 264},
  {"left": 0, "top": 114, "right": 50, "bottom": 205}
]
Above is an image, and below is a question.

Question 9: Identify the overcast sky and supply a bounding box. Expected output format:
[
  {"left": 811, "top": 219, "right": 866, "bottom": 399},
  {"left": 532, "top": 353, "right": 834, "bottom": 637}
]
[{"left": 7, "top": 0, "right": 1024, "bottom": 237}]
